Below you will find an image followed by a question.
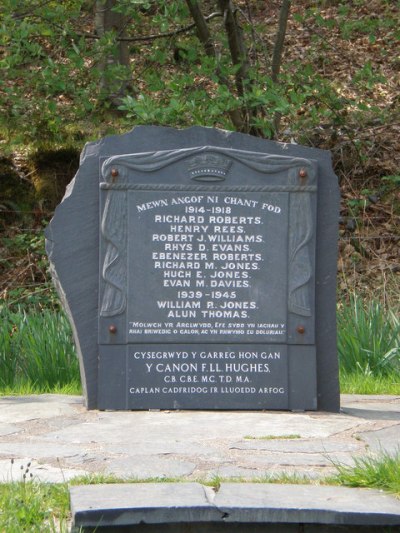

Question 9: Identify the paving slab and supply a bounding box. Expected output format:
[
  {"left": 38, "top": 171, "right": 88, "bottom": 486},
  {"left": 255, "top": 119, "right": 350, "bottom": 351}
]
[
  {"left": 103, "top": 456, "right": 197, "bottom": 479},
  {"left": 357, "top": 425, "right": 400, "bottom": 454},
  {"left": 0, "top": 394, "right": 82, "bottom": 423},
  {"left": 0, "top": 394, "right": 399, "bottom": 483},
  {"left": 102, "top": 439, "right": 212, "bottom": 456},
  {"left": 215, "top": 483, "right": 400, "bottom": 525},
  {"left": 341, "top": 394, "right": 400, "bottom": 421},
  {"left": 0, "top": 423, "right": 22, "bottom": 437},
  {"left": 229, "top": 438, "right": 361, "bottom": 453},
  {"left": 0, "top": 458, "right": 87, "bottom": 483},
  {"left": 38, "top": 411, "right": 359, "bottom": 443},
  {"left": 0, "top": 441, "right": 93, "bottom": 460},
  {"left": 70, "top": 482, "right": 400, "bottom": 531},
  {"left": 70, "top": 482, "right": 221, "bottom": 527},
  {"left": 226, "top": 451, "right": 356, "bottom": 467}
]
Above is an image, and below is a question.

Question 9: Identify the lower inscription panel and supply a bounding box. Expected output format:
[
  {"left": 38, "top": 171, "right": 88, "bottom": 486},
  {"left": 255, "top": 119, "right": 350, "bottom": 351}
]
[
  {"left": 128, "top": 344, "right": 288, "bottom": 409},
  {"left": 98, "top": 344, "right": 317, "bottom": 410}
]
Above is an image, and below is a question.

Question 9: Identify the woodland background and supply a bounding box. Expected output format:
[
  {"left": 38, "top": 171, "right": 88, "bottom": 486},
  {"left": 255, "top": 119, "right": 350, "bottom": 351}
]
[{"left": 0, "top": 0, "right": 399, "bottom": 310}]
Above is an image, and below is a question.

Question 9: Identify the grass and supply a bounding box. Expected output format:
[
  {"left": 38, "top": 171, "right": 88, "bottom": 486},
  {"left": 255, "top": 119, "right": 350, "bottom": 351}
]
[
  {"left": 0, "top": 382, "right": 82, "bottom": 396},
  {"left": 0, "top": 307, "right": 81, "bottom": 394},
  {"left": 337, "top": 295, "right": 400, "bottom": 379},
  {"left": 0, "top": 294, "right": 398, "bottom": 395},
  {"left": 1, "top": 453, "right": 399, "bottom": 531},
  {"left": 337, "top": 295, "right": 400, "bottom": 394},
  {"left": 0, "top": 482, "right": 69, "bottom": 532},
  {"left": 331, "top": 451, "right": 400, "bottom": 496},
  {"left": 0, "top": 460, "right": 70, "bottom": 532},
  {"left": 340, "top": 372, "right": 400, "bottom": 395}
]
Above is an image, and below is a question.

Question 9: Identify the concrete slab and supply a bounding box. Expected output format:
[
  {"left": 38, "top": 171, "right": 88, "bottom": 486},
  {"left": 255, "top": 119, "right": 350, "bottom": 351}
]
[
  {"left": 225, "top": 451, "right": 356, "bottom": 467},
  {"left": 341, "top": 394, "right": 400, "bottom": 405},
  {"left": 102, "top": 439, "right": 213, "bottom": 457},
  {"left": 70, "top": 482, "right": 400, "bottom": 531}
]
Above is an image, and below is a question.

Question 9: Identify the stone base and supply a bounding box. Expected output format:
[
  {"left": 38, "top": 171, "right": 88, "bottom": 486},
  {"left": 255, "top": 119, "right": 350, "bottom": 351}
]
[{"left": 70, "top": 482, "right": 400, "bottom": 532}]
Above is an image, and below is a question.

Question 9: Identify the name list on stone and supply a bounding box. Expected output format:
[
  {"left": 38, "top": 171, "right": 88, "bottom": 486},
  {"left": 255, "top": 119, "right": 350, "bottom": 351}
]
[{"left": 127, "top": 192, "right": 288, "bottom": 343}]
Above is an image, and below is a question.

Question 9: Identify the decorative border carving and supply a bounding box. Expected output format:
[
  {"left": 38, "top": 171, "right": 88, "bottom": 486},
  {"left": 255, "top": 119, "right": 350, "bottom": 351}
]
[
  {"left": 100, "top": 190, "right": 127, "bottom": 317},
  {"left": 100, "top": 183, "right": 317, "bottom": 192},
  {"left": 101, "top": 146, "right": 316, "bottom": 183},
  {"left": 288, "top": 173, "right": 313, "bottom": 317}
]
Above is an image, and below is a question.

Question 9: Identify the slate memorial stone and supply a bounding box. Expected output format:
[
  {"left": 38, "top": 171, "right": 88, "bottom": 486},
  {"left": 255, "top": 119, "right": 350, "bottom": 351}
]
[{"left": 45, "top": 126, "right": 340, "bottom": 411}]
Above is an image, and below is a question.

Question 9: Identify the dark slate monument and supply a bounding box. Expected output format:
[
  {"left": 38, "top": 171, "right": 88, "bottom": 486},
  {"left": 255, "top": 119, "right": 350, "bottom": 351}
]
[{"left": 45, "top": 126, "right": 340, "bottom": 411}]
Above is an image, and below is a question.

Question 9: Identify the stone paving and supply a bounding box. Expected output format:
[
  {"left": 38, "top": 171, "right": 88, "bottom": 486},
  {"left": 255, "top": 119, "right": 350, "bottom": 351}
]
[{"left": 0, "top": 394, "right": 399, "bottom": 484}]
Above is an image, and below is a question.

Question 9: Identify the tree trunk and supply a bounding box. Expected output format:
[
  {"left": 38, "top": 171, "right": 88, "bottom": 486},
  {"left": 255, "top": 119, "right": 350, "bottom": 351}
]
[
  {"left": 217, "top": 0, "right": 262, "bottom": 134},
  {"left": 217, "top": 0, "right": 249, "bottom": 98},
  {"left": 272, "top": 0, "right": 291, "bottom": 136},
  {"left": 186, "top": 0, "right": 215, "bottom": 57},
  {"left": 185, "top": 0, "right": 245, "bottom": 131},
  {"left": 95, "top": 0, "right": 130, "bottom": 106}
]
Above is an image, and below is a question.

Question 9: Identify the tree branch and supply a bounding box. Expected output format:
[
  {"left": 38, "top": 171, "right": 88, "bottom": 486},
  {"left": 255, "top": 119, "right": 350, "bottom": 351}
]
[
  {"left": 185, "top": 0, "right": 245, "bottom": 131},
  {"left": 80, "top": 11, "right": 222, "bottom": 42}
]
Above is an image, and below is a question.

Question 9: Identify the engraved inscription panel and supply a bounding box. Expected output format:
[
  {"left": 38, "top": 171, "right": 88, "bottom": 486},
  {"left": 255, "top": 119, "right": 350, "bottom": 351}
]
[
  {"left": 127, "top": 344, "right": 288, "bottom": 410},
  {"left": 128, "top": 191, "right": 288, "bottom": 343}
]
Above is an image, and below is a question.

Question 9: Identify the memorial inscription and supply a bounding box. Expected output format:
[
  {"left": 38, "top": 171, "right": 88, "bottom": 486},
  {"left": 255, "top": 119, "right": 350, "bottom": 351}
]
[
  {"left": 46, "top": 126, "right": 340, "bottom": 411},
  {"left": 128, "top": 191, "right": 286, "bottom": 342}
]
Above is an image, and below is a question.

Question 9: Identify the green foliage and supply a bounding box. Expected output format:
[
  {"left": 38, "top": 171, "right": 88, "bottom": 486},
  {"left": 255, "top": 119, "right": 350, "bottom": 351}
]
[
  {"left": 337, "top": 296, "right": 400, "bottom": 378},
  {"left": 383, "top": 175, "right": 400, "bottom": 188},
  {"left": 0, "top": 0, "right": 104, "bottom": 145},
  {"left": 2, "top": 284, "right": 59, "bottom": 312},
  {"left": 332, "top": 451, "right": 400, "bottom": 496},
  {"left": 297, "top": 1, "right": 399, "bottom": 44},
  {"left": 0, "top": 0, "right": 397, "bottom": 147},
  {"left": 1, "top": 229, "right": 59, "bottom": 311},
  {"left": 0, "top": 307, "right": 81, "bottom": 392},
  {"left": 3, "top": 231, "right": 44, "bottom": 259},
  {"left": 337, "top": 4, "right": 398, "bottom": 42}
]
